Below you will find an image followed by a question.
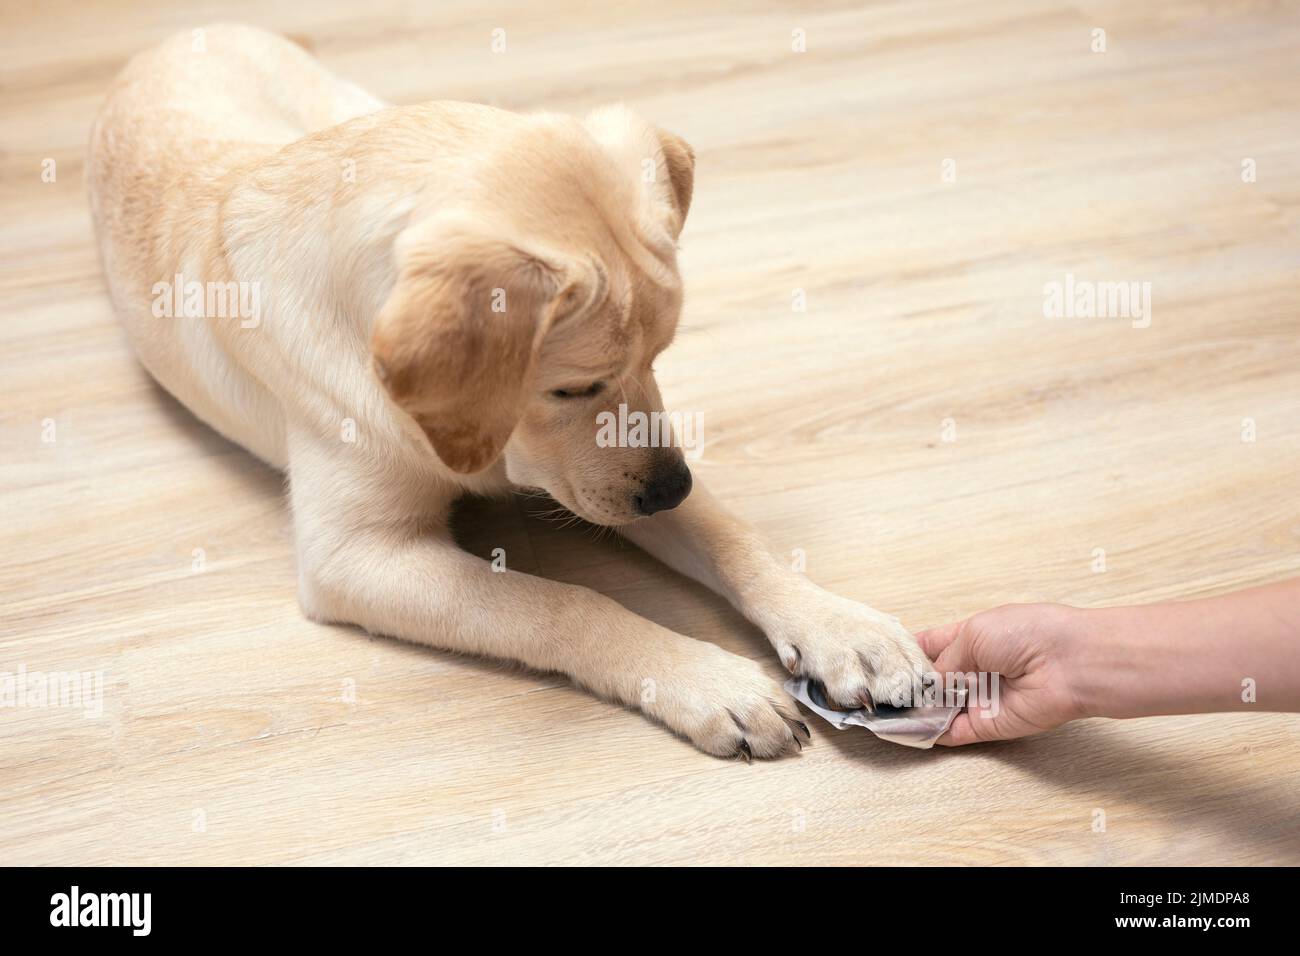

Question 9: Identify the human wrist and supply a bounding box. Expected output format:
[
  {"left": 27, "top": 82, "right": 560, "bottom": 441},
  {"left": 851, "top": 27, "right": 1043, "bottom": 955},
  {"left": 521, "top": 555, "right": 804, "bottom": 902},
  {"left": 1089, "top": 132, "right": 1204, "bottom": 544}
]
[
  {"left": 1068, "top": 601, "right": 1221, "bottom": 720},
  {"left": 1061, "top": 605, "right": 1151, "bottom": 720}
]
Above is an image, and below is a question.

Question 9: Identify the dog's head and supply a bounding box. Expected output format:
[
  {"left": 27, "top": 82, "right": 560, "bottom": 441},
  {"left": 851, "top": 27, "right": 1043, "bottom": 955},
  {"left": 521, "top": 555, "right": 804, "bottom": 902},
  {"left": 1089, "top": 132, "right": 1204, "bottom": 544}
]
[{"left": 371, "top": 106, "right": 696, "bottom": 526}]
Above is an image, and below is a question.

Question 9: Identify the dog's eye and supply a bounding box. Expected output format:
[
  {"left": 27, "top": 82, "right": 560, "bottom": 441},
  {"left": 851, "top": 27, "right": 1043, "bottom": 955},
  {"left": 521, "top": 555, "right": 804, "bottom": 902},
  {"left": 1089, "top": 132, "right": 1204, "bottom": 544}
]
[{"left": 551, "top": 382, "right": 605, "bottom": 399}]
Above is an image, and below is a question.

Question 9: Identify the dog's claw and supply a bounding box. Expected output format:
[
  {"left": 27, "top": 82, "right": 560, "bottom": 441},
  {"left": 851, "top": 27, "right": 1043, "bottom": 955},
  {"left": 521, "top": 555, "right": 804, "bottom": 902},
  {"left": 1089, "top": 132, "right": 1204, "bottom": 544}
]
[
  {"left": 737, "top": 739, "right": 753, "bottom": 762},
  {"left": 772, "top": 710, "right": 811, "bottom": 753}
]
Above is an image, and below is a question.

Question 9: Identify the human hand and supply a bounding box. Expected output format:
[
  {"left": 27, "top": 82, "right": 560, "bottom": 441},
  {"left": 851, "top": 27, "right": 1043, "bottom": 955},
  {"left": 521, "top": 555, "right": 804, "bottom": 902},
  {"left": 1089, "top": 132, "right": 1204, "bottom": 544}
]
[{"left": 916, "top": 603, "right": 1093, "bottom": 746}]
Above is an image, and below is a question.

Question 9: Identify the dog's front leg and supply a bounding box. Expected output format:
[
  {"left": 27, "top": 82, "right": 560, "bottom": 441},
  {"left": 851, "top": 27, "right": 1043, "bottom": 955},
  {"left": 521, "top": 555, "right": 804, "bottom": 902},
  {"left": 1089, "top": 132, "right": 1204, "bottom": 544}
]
[
  {"left": 619, "top": 482, "right": 932, "bottom": 710},
  {"left": 294, "top": 513, "right": 808, "bottom": 759}
]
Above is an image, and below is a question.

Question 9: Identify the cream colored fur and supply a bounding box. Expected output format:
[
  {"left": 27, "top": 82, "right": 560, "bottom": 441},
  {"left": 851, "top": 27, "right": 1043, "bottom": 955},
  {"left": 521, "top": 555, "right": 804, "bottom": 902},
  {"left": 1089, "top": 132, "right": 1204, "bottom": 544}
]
[{"left": 87, "top": 24, "right": 931, "bottom": 759}]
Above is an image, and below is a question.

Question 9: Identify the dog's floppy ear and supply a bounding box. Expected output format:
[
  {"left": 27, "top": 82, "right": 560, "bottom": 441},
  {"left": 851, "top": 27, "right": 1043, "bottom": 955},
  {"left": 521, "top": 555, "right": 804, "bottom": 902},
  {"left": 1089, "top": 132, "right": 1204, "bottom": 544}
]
[
  {"left": 654, "top": 128, "right": 695, "bottom": 237},
  {"left": 371, "top": 217, "right": 603, "bottom": 474},
  {"left": 584, "top": 105, "right": 696, "bottom": 239}
]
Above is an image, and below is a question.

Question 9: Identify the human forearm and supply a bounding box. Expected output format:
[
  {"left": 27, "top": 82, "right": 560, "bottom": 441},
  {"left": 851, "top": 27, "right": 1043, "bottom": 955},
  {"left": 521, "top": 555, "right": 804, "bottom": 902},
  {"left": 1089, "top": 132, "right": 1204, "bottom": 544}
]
[{"left": 1074, "top": 579, "right": 1300, "bottom": 720}]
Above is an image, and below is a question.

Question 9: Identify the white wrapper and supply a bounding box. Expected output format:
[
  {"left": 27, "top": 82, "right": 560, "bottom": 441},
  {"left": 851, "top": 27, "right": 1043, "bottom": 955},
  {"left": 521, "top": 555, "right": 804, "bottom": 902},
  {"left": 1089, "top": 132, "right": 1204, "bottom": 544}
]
[{"left": 785, "top": 676, "right": 966, "bottom": 749}]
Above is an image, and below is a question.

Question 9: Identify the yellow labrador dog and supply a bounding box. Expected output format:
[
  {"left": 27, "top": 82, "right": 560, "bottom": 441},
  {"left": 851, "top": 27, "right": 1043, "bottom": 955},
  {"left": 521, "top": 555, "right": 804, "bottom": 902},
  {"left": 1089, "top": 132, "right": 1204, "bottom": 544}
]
[{"left": 88, "top": 25, "right": 931, "bottom": 758}]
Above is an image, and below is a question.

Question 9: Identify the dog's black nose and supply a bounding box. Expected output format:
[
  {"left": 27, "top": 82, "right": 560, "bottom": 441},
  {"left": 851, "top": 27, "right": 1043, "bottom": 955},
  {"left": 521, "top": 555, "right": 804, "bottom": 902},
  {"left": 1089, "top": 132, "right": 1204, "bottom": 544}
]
[{"left": 634, "top": 460, "right": 693, "bottom": 516}]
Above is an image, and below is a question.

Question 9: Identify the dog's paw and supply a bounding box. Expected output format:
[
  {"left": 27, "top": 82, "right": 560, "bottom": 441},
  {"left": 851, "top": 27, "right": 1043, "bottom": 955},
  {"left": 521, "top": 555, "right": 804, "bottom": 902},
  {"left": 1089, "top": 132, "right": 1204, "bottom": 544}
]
[
  {"left": 767, "top": 588, "right": 933, "bottom": 711},
  {"left": 642, "top": 643, "right": 810, "bottom": 760}
]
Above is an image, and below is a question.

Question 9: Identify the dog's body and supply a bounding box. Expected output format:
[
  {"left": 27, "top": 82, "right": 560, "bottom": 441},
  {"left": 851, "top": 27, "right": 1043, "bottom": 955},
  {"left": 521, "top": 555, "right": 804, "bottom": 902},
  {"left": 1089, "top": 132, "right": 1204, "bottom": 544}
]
[{"left": 89, "top": 25, "right": 931, "bottom": 758}]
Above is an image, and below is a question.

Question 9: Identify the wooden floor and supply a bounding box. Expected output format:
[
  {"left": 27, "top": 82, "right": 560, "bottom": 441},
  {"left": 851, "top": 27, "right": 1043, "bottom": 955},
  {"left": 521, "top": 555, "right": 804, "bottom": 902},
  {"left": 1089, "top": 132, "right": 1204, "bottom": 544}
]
[{"left": 3, "top": 0, "right": 1299, "bottom": 866}]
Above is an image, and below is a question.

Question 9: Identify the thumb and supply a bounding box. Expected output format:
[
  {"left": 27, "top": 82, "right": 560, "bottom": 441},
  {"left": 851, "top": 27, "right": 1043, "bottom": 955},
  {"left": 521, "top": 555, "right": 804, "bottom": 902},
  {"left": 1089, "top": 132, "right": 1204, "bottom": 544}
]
[
  {"left": 914, "top": 619, "right": 963, "bottom": 661},
  {"left": 933, "top": 627, "right": 979, "bottom": 677}
]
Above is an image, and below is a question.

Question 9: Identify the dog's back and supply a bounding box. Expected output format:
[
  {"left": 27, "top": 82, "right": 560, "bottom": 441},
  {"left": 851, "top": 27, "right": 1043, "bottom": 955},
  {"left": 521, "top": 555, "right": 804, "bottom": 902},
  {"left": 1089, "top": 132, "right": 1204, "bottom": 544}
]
[
  {"left": 90, "top": 24, "right": 381, "bottom": 194},
  {"left": 87, "top": 25, "right": 384, "bottom": 467},
  {"left": 89, "top": 22, "right": 384, "bottom": 286}
]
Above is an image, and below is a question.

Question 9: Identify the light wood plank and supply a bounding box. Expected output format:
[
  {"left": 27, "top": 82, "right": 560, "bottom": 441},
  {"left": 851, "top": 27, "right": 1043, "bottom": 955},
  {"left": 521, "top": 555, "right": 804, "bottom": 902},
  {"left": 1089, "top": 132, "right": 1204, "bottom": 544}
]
[{"left": 2, "top": 0, "right": 1298, "bottom": 865}]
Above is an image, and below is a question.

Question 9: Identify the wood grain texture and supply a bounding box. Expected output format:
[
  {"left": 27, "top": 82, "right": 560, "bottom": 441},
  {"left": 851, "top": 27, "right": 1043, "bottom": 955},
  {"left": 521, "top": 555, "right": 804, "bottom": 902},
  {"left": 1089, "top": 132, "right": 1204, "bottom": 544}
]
[{"left": 2, "top": 0, "right": 1299, "bottom": 865}]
